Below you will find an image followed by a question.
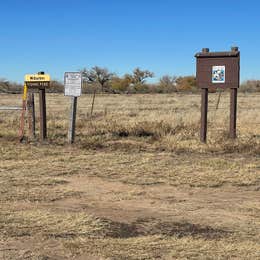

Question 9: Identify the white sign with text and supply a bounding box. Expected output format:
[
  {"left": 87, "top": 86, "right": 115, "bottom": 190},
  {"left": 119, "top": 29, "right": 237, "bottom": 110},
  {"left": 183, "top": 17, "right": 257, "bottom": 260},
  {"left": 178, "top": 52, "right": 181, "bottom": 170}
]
[{"left": 64, "top": 72, "right": 82, "bottom": 97}]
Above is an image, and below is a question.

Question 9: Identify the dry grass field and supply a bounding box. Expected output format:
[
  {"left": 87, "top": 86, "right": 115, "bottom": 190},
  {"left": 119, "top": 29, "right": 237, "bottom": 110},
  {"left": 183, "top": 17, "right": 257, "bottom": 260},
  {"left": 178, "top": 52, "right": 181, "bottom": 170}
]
[{"left": 0, "top": 92, "right": 259, "bottom": 259}]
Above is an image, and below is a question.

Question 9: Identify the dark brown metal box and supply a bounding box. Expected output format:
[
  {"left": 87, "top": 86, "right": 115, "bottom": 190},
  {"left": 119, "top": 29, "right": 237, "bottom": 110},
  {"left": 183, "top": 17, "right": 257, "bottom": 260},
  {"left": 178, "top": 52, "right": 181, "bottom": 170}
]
[{"left": 195, "top": 47, "right": 240, "bottom": 89}]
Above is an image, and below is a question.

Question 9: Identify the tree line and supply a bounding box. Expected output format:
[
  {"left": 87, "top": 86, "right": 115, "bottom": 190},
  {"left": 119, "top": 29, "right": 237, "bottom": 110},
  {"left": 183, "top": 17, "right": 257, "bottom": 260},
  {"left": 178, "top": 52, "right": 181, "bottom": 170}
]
[
  {"left": 79, "top": 67, "right": 198, "bottom": 94},
  {"left": 0, "top": 67, "right": 197, "bottom": 94},
  {"left": 1, "top": 67, "right": 259, "bottom": 94}
]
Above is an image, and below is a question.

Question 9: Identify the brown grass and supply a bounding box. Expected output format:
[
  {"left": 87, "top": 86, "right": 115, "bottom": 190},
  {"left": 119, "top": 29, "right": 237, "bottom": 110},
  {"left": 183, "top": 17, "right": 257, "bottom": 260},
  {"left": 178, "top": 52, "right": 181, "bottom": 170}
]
[{"left": 0, "top": 92, "right": 259, "bottom": 259}]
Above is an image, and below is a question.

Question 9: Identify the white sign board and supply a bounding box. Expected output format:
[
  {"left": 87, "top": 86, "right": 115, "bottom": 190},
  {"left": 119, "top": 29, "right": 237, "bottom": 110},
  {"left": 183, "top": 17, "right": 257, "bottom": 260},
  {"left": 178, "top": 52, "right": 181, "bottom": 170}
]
[
  {"left": 212, "top": 66, "right": 225, "bottom": 84},
  {"left": 64, "top": 72, "right": 82, "bottom": 97}
]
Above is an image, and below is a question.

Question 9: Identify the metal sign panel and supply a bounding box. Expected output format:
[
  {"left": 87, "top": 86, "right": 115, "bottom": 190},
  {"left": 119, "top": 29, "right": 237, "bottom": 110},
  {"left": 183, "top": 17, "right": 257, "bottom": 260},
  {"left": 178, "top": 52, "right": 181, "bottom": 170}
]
[
  {"left": 25, "top": 74, "right": 51, "bottom": 88},
  {"left": 64, "top": 72, "right": 82, "bottom": 97},
  {"left": 25, "top": 74, "right": 51, "bottom": 82}
]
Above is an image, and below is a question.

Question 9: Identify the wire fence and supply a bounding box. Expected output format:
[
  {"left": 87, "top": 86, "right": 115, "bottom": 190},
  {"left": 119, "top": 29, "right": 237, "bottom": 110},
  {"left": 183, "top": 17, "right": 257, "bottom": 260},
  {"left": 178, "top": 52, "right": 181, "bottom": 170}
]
[
  {"left": 0, "top": 94, "right": 259, "bottom": 126},
  {"left": 0, "top": 106, "right": 22, "bottom": 110}
]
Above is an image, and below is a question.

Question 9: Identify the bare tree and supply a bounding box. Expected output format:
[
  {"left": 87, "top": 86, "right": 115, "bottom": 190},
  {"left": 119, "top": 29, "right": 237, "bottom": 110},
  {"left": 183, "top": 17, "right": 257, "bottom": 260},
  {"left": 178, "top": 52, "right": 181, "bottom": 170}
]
[
  {"left": 130, "top": 68, "right": 154, "bottom": 85},
  {"left": 0, "top": 79, "right": 22, "bottom": 94},
  {"left": 81, "top": 66, "right": 114, "bottom": 92},
  {"left": 159, "top": 75, "right": 177, "bottom": 92}
]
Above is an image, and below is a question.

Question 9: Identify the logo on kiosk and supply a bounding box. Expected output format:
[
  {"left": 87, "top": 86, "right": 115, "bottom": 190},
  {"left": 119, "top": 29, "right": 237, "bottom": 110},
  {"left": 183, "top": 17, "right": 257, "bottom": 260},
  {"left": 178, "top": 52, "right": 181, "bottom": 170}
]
[{"left": 212, "top": 66, "right": 225, "bottom": 83}]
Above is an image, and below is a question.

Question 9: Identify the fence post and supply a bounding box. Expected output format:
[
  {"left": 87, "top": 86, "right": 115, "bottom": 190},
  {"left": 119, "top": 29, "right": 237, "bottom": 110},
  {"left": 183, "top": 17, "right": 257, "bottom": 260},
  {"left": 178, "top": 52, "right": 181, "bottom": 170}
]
[
  {"left": 19, "top": 84, "right": 28, "bottom": 142},
  {"left": 90, "top": 88, "right": 96, "bottom": 117}
]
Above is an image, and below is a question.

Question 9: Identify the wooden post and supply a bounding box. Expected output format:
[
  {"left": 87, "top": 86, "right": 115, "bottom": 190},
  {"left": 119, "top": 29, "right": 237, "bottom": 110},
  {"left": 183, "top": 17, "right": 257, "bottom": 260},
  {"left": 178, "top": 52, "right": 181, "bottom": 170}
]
[
  {"left": 200, "top": 88, "right": 208, "bottom": 143},
  {"left": 39, "top": 88, "right": 47, "bottom": 141},
  {"left": 196, "top": 47, "right": 240, "bottom": 142},
  {"left": 90, "top": 88, "right": 96, "bottom": 117},
  {"left": 31, "top": 93, "right": 36, "bottom": 137},
  {"left": 230, "top": 88, "right": 237, "bottom": 139},
  {"left": 216, "top": 89, "right": 222, "bottom": 110},
  {"left": 27, "top": 92, "right": 36, "bottom": 139},
  {"left": 68, "top": 96, "right": 78, "bottom": 144}
]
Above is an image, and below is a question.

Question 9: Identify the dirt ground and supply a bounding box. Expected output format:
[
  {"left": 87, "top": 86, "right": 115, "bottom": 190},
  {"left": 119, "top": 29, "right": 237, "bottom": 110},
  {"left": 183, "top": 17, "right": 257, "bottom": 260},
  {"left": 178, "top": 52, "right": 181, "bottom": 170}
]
[{"left": 0, "top": 93, "right": 259, "bottom": 259}]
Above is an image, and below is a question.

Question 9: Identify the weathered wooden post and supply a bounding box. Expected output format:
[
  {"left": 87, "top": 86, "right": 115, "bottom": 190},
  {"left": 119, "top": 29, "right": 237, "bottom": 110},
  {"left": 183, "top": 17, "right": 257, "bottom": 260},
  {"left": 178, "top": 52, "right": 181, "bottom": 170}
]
[
  {"left": 195, "top": 47, "right": 240, "bottom": 142},
  {"left": 27, "top": 92, "right": 36, "bottom": 139},
  {"left": 201, "top": 87, "right": 208, "bottom": 143},
  {"left": 39, "top": 87, "right": 47, "bottom": 141},
  {"left": 229, "top": 47, "right": 239, "bottom": 139},
  {"left": 200, "top": 48, "right": 209, "bottom": 143},
  {"left": 23, "top": 72, "right": 50, "bottom": 142}
]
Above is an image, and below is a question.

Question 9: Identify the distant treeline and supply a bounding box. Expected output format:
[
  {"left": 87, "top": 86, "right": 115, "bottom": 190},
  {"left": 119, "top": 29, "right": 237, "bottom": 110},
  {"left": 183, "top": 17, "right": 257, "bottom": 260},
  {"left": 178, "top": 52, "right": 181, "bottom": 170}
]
[{"left": 1, "top": 67, "right": 260, "bottom": 94}]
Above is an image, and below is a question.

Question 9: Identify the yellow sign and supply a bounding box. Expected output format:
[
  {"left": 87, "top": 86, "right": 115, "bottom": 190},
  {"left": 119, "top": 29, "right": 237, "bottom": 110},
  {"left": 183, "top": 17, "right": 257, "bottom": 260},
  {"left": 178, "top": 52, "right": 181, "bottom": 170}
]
[{"left": 25, "top": 74, "right": 51, "bottom": 82}]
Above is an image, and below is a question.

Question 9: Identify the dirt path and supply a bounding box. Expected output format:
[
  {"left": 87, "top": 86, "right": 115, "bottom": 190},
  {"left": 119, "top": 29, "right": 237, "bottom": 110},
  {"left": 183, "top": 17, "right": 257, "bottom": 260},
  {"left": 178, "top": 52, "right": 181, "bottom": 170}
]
[
  {"left": 2, "top": 172, "right": 259, "bottom": 259},
  {"left": 47, "top": 175, "right": 260, "bottom": 237}
]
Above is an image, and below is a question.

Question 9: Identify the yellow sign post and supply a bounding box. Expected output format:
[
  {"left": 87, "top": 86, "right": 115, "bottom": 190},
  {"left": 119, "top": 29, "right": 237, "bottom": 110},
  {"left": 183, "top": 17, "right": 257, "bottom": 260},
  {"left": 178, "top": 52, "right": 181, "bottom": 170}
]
[
  {"left": 25, "top": 74, "right": 51, "bottom": 88},
  {"left": 19, "top": 72, "right": 51, "bottom": 142}
]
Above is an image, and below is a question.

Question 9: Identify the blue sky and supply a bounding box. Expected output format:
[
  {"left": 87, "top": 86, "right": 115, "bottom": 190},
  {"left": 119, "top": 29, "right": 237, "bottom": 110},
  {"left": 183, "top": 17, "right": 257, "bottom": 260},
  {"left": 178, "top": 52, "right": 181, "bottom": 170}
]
[{"left": 0, "top": 0, "right": 260, "bottom": 83}]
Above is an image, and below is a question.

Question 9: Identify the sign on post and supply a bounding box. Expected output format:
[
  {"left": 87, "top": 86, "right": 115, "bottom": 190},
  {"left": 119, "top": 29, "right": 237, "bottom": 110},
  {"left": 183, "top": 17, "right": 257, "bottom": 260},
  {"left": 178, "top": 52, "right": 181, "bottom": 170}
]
[
  {"left": 25, "top": 73, "right": 51, "bottom": 88},
  {"left": 64, "top": 72, "right": 82, "bottom": 97},
  {"left": 195, "top": 47, "right": 240, "bottom": 142},
  {"left": 195, "top": 47, "right": 240, "bottom": 89},
  {"left": 64, "top": 72, "right": 82, "bottom": 144},
  {"left": 19, "top": 72, "right": 50, "bottom": 142}
]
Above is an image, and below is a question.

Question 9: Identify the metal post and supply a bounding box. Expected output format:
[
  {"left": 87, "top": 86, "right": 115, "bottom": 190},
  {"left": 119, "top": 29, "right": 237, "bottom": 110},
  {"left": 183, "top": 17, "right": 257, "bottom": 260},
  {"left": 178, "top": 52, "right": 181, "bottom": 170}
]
[
  {"left": 68, "top": 96, "right": 78, "bottom": 144},
  {"left": 200, "top": 88, "right": 208, "bottom": 143},
  {"left": 230, "top": 88, "right": 237, "bottom": 139},
  {"left": 39, "top": 88, "right": 47, "bottom": 141},
  {"left": 19, "top": 84, "right": 28, "bottom": 142}
]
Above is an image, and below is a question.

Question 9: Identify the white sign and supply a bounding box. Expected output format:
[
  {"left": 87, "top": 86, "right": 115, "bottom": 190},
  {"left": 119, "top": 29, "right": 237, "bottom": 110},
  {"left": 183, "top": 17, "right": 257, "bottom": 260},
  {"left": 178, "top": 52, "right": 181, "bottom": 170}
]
[
  {"left": 64, "top": 72, "right": 82, "bottom": 97},
  {"left": 212, "top": 66, "right": 225, "bottom": 84}
]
